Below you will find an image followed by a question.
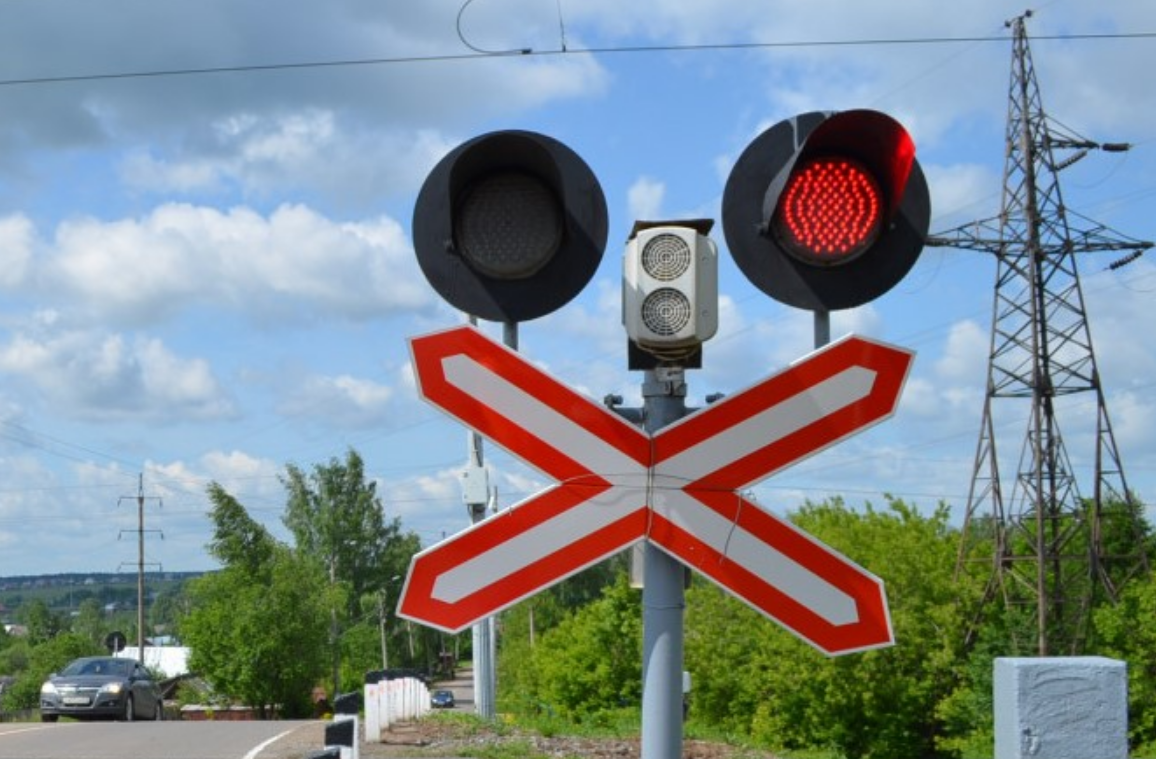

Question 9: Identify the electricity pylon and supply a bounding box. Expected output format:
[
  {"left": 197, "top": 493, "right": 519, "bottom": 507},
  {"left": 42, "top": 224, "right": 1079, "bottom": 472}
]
[{"left": 929, "top": 11, "right": 1151, "bottom": 655}]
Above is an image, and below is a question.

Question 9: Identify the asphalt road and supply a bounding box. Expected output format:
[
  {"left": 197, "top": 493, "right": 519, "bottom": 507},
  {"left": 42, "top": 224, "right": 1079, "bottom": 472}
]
[
  {"left": 0, "top": 672, "right": 478, "bottom": 758},
  {"left": 438, "top": 666, "right": 475, "bottom": 713},
  {"left": 0, "top": 720, "right": 320, "bottom": 759}
]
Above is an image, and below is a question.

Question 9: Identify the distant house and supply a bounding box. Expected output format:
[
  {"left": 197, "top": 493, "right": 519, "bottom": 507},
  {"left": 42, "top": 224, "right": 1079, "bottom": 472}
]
[
  {"left": 116, "top": 646, "right": 190, "bottom": 678},
  {"left": 3, "top": 624, "right": 28, "bottom": 637}
]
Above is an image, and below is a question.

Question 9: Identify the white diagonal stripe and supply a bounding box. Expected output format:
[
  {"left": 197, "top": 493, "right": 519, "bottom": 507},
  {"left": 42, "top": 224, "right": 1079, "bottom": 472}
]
[
  {"left": 654, "top": 487, "right": 860, "bottom": 626},
  {"left": 443, "top": 355, "right": 643, "bottom": 477},
  {"left": 432, "top": 483, "right": 647, "bottom": 603},
  {"left": 659, "top": 366, "right": 876, "bottom": 485}
]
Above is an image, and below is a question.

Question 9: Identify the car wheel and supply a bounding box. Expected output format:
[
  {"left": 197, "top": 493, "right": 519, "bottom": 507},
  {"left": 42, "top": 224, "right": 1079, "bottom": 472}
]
[
  {"left": 41, "top": 713, "right": 58, "bottom": 723},
  {"left": 122, "top": 695, "right": 135, "bottom": 722}
]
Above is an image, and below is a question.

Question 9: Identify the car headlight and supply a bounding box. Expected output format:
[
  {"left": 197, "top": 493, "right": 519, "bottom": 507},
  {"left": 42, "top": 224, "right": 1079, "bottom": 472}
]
[
  {"left": 101, "top": 682, "right": 124, "bottom": 695},
  {"left": 40, "top": 681, "right": 57, "bottom": 696}
]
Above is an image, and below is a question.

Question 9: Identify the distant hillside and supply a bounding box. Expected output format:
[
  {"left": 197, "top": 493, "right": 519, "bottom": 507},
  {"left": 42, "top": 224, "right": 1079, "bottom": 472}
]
[
  {"left": 0, "top": 571, "right": 206, "bottom": 616},
  {"left": 0, "top": 571, "right": 205, "bottom": 591}
]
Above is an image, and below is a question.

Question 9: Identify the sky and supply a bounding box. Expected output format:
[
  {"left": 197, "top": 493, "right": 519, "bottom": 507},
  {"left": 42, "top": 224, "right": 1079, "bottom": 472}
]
[{"left": 0, "top": 0, "right": 1154, "bottom": 579}]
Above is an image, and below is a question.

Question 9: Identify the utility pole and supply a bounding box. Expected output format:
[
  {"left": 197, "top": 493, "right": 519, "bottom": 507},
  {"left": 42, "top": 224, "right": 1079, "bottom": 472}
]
[
  {"left": 378, "top": 592, "right": 388, "bottom": 670},
  {"left": 118, "top": 474, "right": 162, "bottom": 664},
  {"left": 929, "top": 11, "right": 1151, "bottom": 655}
]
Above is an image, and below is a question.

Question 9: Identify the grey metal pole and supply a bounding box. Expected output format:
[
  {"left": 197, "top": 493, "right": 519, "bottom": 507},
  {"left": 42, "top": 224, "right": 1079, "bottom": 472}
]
[
  {"left": 640, "top": 366, "right": 688, "bottom": 759},
  {"left": 463, "top": 316, "right": 514, "bottom": 720},
  {"left": 471, "top": 592, "right": 494, "bottom": 718},
  {"left": 814, "top": 308, "right": 831, "bottom": 349}
]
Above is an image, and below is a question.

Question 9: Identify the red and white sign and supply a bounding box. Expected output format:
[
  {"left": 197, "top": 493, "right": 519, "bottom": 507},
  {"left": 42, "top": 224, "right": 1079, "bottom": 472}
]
[{"left": 396, "top": 325, "right": 913, "bottom": 655}]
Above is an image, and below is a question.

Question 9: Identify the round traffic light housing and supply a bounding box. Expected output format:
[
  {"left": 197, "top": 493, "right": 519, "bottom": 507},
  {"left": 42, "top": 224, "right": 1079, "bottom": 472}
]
[
  {"left": 722, "top": 110, "right": 931, "bottom": 311},
  {"left": 413, "top": 130, "right": 608, "bottom": 323}
]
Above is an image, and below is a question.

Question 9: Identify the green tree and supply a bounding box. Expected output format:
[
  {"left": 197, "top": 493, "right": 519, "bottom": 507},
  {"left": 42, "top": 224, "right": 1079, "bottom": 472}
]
[
  {"left": 70, "top": 599, "right": 105, "bottom": 647},
  {"left": 1094, "top": 572, "right": 1156, "bottom": 753},
  {"left": 21, "top": 600, "right": 60, "bottom": 645},
  {"left": 181, "top": 482, "right": 335, "bottom": 717},
  {"left": 499, "top": 572, "right": 641, "bottom": 722},
  {"left": 282, "top": 449, "right": 411, "bottom": 613},
  {"left": 281, "top": 450, "right": 422, "bottom": 690},
  {"left": 206, "top": 482, "right": 274, "bottom": 573},
  {"left": 495, "top": 552, "right": 629, "bottom": 705},
  {"left": 150, "top": 584, "right": 188, "bottom": 637},
  {"left": 0, "top": 637, "right": 30, "bottom": 680},
  {"left": 686, "top": 497, "right": 979, "bottom": 759},
  {"left": 2, "top": 633, "right": 101, "bottom": 711},
  {"left": 184, "top": 546, "right": 333, "bottom": 718}
]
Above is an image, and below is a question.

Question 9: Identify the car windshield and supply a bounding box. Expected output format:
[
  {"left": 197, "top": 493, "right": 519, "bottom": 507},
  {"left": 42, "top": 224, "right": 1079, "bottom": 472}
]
[{"left": 59, "top": 658, "right": 131, "bottom": 677}]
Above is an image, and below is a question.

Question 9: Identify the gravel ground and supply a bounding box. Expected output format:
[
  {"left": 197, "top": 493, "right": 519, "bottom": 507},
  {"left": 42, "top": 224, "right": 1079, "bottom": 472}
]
[{"left": 263, "top": 715, "right": 778, "bottom": 759}]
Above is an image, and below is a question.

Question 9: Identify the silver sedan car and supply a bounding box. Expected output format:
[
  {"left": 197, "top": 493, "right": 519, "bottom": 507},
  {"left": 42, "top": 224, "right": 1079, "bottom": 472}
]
[{"left": 40, "top": 656, "right": 164, "bottom": 722}]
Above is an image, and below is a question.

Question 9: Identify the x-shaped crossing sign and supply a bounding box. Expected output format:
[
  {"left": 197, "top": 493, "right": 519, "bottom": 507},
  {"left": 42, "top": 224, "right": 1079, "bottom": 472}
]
[{"left": 397, "top": 325, "right": 913, "bottom": 655}]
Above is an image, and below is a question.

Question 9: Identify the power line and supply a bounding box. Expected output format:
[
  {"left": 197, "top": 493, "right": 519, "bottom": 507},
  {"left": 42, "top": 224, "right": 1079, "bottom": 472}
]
[{"left": 0, "top": 30, "right": 1153, "bottom": 89}]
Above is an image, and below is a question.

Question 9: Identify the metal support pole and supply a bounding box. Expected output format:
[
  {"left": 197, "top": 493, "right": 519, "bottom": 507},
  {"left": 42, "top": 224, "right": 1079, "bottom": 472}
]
[
  {"left": 379, "top": 592, "right": 389, "bottom": 670},
  {"left": 472, "top": 599, "right": 495, "bottom": 717},
  {"left": 640, "top": 366, "right": 688, "bottom": 759},
  {"left": 463, "top": 316, "right": 510, "bottom": 720},
  {"left": 466, "top": 424, "right": 495, "bottom": 719},
  {"left": 814, "top": 309, "right": 831, "bottom": 349}
]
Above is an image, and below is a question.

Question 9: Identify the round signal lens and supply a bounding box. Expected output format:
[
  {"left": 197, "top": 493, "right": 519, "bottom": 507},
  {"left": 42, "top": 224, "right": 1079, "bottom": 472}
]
[
  {"left": 775, "top": 157, "right": 883, "bottom": 264},
  {"left": 457, "top": 171, "right": 563, "bottom": 279}
]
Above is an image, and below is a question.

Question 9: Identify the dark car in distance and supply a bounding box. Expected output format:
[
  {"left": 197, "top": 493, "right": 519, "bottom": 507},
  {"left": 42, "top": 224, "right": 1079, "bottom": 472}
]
[
  {"left": 40, "top": 656, "right": 164, "bottom": 722},
  {"left": 430, "top": 689, "right": 455, "bottom": 709}
]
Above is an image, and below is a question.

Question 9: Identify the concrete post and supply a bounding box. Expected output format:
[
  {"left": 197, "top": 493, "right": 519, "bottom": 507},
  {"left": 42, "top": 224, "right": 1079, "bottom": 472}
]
[{"left": 994, "top": 657, "right": 1127, "bottom": 759}]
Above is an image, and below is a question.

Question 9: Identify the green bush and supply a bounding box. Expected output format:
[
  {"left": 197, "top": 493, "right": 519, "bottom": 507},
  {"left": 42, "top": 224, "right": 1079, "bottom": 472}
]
[{"left": 2, "top": 633, "right": 102, "bottom": 711}]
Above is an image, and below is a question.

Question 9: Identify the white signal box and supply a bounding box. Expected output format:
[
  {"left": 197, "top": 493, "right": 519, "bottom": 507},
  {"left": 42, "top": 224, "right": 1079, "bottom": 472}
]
[{"left": 623, "top": 223, "right": 719, "bottom": 353}]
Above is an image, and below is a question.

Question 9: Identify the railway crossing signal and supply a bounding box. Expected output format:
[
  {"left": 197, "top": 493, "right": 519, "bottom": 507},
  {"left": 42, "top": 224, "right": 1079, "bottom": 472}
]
[
  {"left": 397, "top": 325, "right": 912, "bottom": 655},
  {"left": 411, "top": 130, "right": 608, "bottom": 323},
  {"left": 723, "top": 109, "right": 931, "bottom": 312}
]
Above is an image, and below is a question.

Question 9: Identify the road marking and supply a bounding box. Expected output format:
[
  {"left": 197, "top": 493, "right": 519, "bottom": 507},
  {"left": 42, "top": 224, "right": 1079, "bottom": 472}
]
[
  {"left": 0, "top": 724, "right": 63, "bottom": 737},
  {"left": 242, "top": 726, "right": 299, "bottom": 759}
]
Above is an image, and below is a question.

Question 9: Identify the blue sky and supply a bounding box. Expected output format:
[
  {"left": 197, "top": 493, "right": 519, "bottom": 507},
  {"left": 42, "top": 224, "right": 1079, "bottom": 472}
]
[{"left": 0, "top": 0, "right": 1154, "bottom": 576}]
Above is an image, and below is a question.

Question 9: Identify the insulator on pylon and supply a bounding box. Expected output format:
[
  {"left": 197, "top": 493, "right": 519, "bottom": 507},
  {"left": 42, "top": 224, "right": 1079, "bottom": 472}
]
[
  {"left": 1052, "top": 149, "right": 1088, "bottom": 171},
  {"left": 1108, "top": 251, "right": 1144, "bottom": 271}
]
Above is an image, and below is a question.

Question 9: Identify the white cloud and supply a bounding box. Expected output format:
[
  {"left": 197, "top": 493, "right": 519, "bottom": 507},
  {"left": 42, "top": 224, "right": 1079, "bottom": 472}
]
[
  {"left": 0, "top": 215, "right": 34, "bottom": 289},
  {"left": 120, "top": 114, "right": 461, "bottom": 211},
  {"left": 926, "top": 163, "right": 1001, "bottom": 229},
  {"left": 627, "top": 176, "right": 666, "bottom": 221},
  {"left": 36, "top": 202, "right": 433, "bottom": 327},
  {"left": 935, "top": 319, "right": 988, "bottom": 384},
  {"left": 0, "top": 329, "right": 233, "bottom": 422},
  {"left": 278, "top": 374, "right": 394, "bottom": 428},
  {"left": 0, "top": 1, "right": 611, "bottom": 205}
]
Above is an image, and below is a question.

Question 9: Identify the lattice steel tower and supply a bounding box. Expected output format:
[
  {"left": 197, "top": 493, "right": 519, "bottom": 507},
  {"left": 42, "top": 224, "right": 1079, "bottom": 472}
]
[{"left": 929, "top": 11, "right": 1152, "bottom": 655}]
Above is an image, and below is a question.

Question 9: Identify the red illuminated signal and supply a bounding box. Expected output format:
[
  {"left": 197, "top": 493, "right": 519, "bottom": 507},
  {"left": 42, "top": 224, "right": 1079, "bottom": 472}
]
[
  {"left": 723, "top": 109, "right": 931, "bottom": 311},
  {"left": 777, "top": 157, "right": 882, "bottom": 264}
]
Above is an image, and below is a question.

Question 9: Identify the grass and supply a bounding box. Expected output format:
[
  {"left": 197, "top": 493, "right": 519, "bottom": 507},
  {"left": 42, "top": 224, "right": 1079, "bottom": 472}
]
[{"left": 406, "top": 710, "right": 795, "bottom": 759}]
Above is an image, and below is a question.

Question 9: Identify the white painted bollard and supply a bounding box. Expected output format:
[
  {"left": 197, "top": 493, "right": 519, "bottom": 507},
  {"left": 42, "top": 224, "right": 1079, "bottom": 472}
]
[
  {"left": 994, "top": 657, "right": 1128, "bottom": 759},
  {"left": 363, "top": 684, "right": 381, "bottom": 743}
]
